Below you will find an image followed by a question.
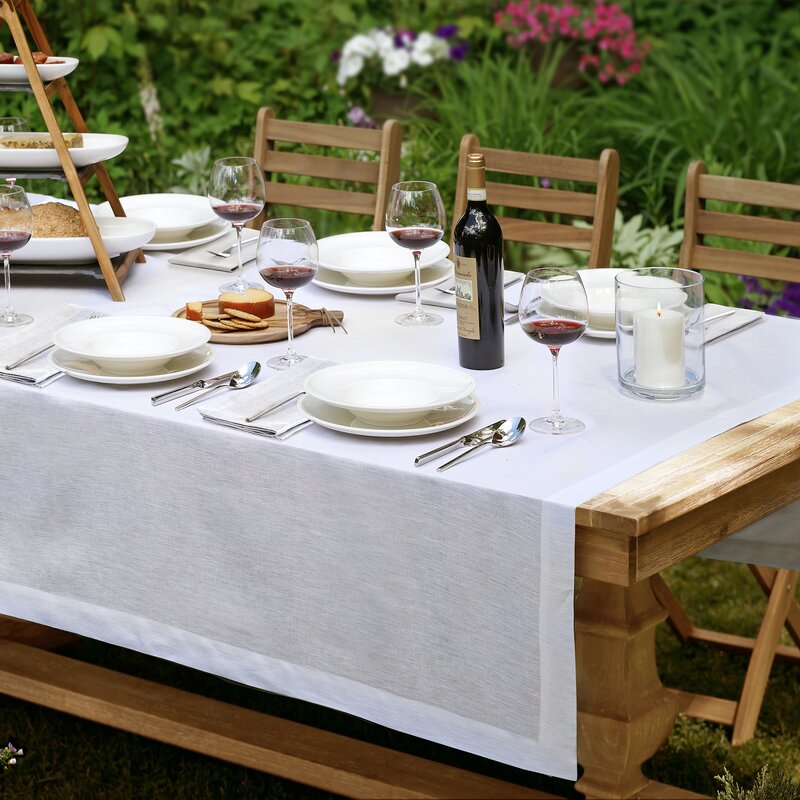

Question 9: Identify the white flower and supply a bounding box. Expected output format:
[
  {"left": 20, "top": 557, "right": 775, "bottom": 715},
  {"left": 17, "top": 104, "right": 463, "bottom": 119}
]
[
  {"left": 372, "top": 30, "right": 395, "bottom": 57},
  {"left": 410, "top": 32, "right": 449, "bottom": 67},
  {"left": 337, "top": 54, "right": 364, "bottom": 86},
  {"left": 342, "top": 33, "right": 377, "bottom": 59},
  {"left": 382, "top": 48, "right": 411, "bottom": 76}
]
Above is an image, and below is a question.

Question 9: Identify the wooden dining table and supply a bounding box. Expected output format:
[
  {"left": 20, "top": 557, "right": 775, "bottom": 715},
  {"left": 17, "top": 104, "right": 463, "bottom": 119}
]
[{"left": 2, "top": 392, "right": 798, "bottom": 798}]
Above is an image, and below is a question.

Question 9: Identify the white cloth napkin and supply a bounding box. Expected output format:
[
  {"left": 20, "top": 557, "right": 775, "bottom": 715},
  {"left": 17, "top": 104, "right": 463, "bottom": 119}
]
[
  {"left": 167, "top": 228, "right": 259, "bottom": 272},
  {"left": 395, "top": 271, "right": 523, "bottom": 310},
  {"left": 0, "top": 305, "right": 103, "bottom": 386},
  {"left": 197, "top": 357, "right": 336, "bottom": 439},
  {"left": 704, "top": 303, "right": 765, "bottom": 343}
]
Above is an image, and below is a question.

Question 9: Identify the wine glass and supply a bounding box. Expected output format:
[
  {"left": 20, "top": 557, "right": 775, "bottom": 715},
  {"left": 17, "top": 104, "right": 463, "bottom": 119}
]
[
  {"left": 257, "top": 218, "right": 318, "bottom": 370},
  {"left": 0, "top": 119, "right": 28, "bottom": 188},
  {"left": 385, "top": 180, "right": 446, "bottom": 327},
  {"left": 518, "top": 268, "right": 588, "bottom": 434},
  {"left": 0, "top": 184, "right": 33, "bottom": 327},
  {"left": 208, "top": 156, "right": 266, "bottom": 293}
]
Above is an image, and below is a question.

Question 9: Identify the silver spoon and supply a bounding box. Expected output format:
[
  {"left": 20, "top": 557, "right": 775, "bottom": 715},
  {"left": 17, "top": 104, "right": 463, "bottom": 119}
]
[
  {"left": 175, "top": 361, "right": 261, "bottom": 410},
  {"left": 436, "top": 416, "right": 526, "bottom": 472}
]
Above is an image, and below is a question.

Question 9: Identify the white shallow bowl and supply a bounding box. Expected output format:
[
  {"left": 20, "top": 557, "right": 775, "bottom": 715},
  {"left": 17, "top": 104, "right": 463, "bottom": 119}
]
[
  {"left": 0, "top": 132, "right": 128, "bottom": 168},
  {"left": 540, "top": 268, "right": 624, "bottom": 331},
  {"left": 16, "top": 214, "right": 156, "bottom": 263},
  {"left": 95, "top": 194, "right": 218, "bottom": 241},
  {"left": 0, "top": 56, "right": 79, "bottom": 84},
  {"left": 305, "top": 361, "right": 476, "bottom": 426},
  {"left": 317, "top": 231, "right": 450, "bottom": 287},
  {"left": 53, "top": 316, "right": 211, "bottom": 375},
  {"left": 312, "top": 260, "right": 452, "bottom": 295}
]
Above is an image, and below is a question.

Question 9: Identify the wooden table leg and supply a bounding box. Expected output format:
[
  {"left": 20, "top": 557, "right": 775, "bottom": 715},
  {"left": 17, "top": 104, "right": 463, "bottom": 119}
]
[{"left": 575, "top": 577, "right": 679, "bottom": 799}]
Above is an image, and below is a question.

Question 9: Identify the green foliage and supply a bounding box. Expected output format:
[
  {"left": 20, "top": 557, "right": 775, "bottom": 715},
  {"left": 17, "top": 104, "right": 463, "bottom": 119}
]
[{"left": 717, "top": 766, "right": 800, "bottom": 800}]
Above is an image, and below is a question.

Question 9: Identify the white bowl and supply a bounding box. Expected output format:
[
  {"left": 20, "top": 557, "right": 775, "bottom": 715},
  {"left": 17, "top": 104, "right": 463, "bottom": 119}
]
[
  {"left": 95, "top": 194, "right": 219, "bottom": 241},
  {"left": 53, "top": 316, "right": 210, "bottom": 375},
  {"left": 304, "top": 361, "right": 476, "bottom": 426},
  {"left": 541, "top": 268, "right": 623, "bottom": 331},
  {"left": 317, "top": 231, "right": 450, "bottom": 287}
]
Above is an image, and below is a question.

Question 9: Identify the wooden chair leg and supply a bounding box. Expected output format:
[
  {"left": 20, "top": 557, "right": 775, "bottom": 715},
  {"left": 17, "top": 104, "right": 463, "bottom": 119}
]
[
  {"left": 652, "top": 572, "right": 696, "bottom": 643},
  {"left": 732, "top": 569, "right": 800, "bottom": 745},
  {"left": 750, "top": 565, "right": 800, "bottom": 647}
]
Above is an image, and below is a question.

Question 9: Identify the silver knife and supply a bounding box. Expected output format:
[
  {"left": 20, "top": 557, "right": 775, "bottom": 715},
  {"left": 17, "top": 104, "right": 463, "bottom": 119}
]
[
  {"left": 150, "top": 369, "right": 238, "bottom": 406},
  {"left": 414, "top": 419, "right": 506, "bottom": 466}
]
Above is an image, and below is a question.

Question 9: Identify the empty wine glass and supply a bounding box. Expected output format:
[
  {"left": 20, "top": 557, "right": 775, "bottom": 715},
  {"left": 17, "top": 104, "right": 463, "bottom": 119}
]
[
  {"left": 385, "top": 180, "right": 446, "bottom": 327},
  {"left": 257, "top": 218, "right": 318, "bottom": 370},
  {"left": 0, "top": 117, "right": 28, "bottom": 133},
  {"left": 208, "top": 156, "right": 266, "bottom": 293},
  {"left": 0, "top": 184, "right": 33, "bottom": 327},
  {"left": 519, "top": 268, "right": 588, "bottom": 434}
]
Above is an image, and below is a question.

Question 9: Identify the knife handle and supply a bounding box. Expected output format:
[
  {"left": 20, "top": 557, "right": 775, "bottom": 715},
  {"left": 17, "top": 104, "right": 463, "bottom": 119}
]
[
  {"left": 436, "top": 440, "right": 490, "bottom": 472},
  {"left": 414, "top": 438, "right": 465, "bottom": 466},
  {"left": 151, "top": 379, "right": 206, "bottom": 406}
]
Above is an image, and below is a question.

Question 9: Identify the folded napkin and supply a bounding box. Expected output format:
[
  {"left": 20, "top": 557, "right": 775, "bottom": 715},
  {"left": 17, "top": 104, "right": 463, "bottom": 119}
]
[
  {"left": 167, "top": 228, "right": 260, "bottom": 272},
  {"left": 704, "top": 303, "right": 765, "bottom": 343},
  {"left": 197, "top": 357, "right": 336, "bottom": 439},
  {"left": 396, "top": 271, "right": 523, "bottom": 311},
  {"left": 0, "top": 305, "right": 103, "bottom": 386}
]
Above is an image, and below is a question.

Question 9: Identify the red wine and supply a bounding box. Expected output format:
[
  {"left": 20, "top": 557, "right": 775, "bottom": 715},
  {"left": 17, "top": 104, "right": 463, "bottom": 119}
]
[
  {"left": 212, "top": 202, "right": 262, "bottom": 225},
  {"left": 0, "top": 230, "right": 31, "bottom": 253},
  {"left": 388, "top": 227, "right": 443, "bottom": 251},
  {"left": 521, "top": 318, "right": 587, "bottom": 349},
  {"left": 453, "top": 153, "right": 504, "bottom": 370},
  {"left": 259, "top": 264, "right": 317, "bottom": 291}
]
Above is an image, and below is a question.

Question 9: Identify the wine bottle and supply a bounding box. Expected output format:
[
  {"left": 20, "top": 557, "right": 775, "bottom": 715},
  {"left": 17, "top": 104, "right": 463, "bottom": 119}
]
[{"left": 453, "top": 153, "right": 504, "bottom": 370}]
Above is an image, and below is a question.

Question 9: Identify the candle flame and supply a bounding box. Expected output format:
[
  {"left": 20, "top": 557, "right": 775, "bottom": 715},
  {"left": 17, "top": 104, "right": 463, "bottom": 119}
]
[{"left": 656, "top": 302, "right": 662, "bottom": 317}]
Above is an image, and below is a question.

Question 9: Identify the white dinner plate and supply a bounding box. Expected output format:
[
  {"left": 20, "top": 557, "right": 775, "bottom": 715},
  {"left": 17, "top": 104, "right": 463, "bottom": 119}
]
[
  {"left": 95, "top": 193, "right": 219, "bottom": 244},
  {"left": 317, "top": 230, "right": 450, "bottom": 286},
  {"left": 312, "top": 260, "right": 453, "bottom": 295},
  {"left": 16, "top": 214, "right": 156, "bottom": 263},
  {"left": 305, "top": 360, "right": 476, "bottom": 426},
  {"left": 300, "top": 394, "right": 479, "bottom": 438},
  {"left": 0, "top": 132, "right": 128, "bottom": 168},
  {"left": 51, "top": 345, "right": 214, "bottom": 385},
  {"left": 0, "top": 56, "right": 79, "bottom": 84},
  {"left": 136, "top": 220, "right": 229, "bottom": 251},
  {"left": 584, "top": 326, "right": 615, "bottom": 339},
  {"left": 53, "top": 315, "right": 210, "bottom": 375}
]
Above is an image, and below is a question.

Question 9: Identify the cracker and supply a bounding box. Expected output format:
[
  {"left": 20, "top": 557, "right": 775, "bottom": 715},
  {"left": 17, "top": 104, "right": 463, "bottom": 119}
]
[
  {"left": 223, "top": 307, "right": 262, "bottom": 322},
  {"left": 202, "top": 320, "right": 231, "bottom": 331},
  {"left": 202, "top": 312, "right": 231, "bottom": 321}
]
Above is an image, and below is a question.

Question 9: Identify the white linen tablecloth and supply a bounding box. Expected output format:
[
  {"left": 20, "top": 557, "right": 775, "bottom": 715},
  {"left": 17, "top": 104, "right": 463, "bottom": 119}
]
[{"left": 1, "top": 250, "right": 799, "bottom": 780}]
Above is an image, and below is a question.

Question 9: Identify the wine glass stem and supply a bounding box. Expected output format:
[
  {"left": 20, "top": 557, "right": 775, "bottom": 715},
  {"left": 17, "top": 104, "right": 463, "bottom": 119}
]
[
  {"left": 2, "top": 253, "right": 14, "bottom": 321},
  {"left": 550, "top": 348, "right": 563, "bottom": 424},
  {"left": 234, "top": 223, "right": 245, "bottom": 288},
  {"left": 285, "top": 291, "right": 296, "bottom": 360},
  {"left": 412, "top": 250, "right": 423, "bottom": 316}
]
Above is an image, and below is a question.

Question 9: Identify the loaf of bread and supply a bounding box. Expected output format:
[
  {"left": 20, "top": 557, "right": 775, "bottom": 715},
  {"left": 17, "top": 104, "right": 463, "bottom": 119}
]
[
  {"left": 0, "top": 132, "right": 84, "bottom": 149},
  {"left": 185, "top": 301, "right": 204, "bottom": 321},
  {"left": 217, "top": 289, "right": 275, "bottom": 319}
]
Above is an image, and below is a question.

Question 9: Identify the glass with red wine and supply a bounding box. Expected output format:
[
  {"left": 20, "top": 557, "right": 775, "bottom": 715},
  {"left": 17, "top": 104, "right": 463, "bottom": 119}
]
[
  {"left": 207, "top": 156, "right": 266, "bottom": 293},
  {"left": 385, "top": 180, "right": 446, "bottom": 327},
  {"left": 256, "top": 218, "right": 318, "bottom": 370},
  {"left": 518, "top": 268, "right": 589, "bottom": 434},
  {"left": 0, "top": 184, "right": 33, "bottom": 327}
]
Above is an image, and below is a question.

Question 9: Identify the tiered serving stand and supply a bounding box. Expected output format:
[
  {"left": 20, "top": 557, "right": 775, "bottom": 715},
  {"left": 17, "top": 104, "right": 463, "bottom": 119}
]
[{"left": 0, "top": 0, "right": 143, "bottom": 300}]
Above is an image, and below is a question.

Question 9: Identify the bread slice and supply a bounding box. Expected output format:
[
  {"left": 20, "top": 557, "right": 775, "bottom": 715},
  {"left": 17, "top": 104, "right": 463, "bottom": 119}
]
[{"left": 0, "top": 132, "right": 84, "bottom": 149}]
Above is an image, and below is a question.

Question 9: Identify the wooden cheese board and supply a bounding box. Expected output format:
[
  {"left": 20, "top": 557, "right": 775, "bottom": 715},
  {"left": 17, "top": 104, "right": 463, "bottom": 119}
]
[{"left": 173, "top": 299, "right": 344, "bottom": 344}]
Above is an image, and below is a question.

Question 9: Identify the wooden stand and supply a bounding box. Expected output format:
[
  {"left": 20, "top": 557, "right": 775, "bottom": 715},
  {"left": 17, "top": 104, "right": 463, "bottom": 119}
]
[{"left": 0, "top": 0, "right": 143, "bottom": 300}]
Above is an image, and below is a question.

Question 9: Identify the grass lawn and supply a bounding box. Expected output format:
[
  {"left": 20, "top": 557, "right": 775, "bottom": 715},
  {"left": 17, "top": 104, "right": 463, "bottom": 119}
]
[{"left": 1, "top": 557, "right": 798, "bottom": 799}]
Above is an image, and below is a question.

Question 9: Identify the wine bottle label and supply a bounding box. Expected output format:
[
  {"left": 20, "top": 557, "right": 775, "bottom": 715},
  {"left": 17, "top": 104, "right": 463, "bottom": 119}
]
[
  {"left": 467, "top": 188, "right": 487, "bottom": 201},
  {"left": 454, "top": 254, "right": 480, "bottom": 340}
]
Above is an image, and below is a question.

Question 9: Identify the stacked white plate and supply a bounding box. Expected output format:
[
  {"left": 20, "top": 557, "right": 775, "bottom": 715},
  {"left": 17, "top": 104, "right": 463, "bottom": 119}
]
[
  {"left": 95, "top": 194, "right": 226, "bottom": 251},
  {"left": 301, "top": 361, "right": 478, "bottom": 437},
  {"left": 314, "top": 231, "right": 452, "bottom": 294},
  {"left": 51, "top": 315, "right": 213, "bottom": 384}
]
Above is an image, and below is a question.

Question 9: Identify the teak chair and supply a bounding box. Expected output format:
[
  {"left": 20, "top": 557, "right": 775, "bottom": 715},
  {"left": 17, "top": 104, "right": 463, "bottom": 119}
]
[
  {"left": 654, "top": 159, "right": 800, "bottom": 744},
  {"left": 253, "top": 107, "right": 402, "bottom": 231},
  {"left": 451, "top": 134, "right": 619, "bottom": 266}
]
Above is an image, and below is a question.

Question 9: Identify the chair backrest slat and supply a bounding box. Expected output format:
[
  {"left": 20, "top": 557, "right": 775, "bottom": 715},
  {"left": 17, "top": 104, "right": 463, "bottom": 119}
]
[
  {"left": 698, "top": 174, "right": 800, "bottom": 212},
  {"left": 254, "top": 107, "right": 402, "bottom": 230},
  {"left": 452, "top": 134, "right": 619, "bottom": 267},
  {"left": 691, "top": 245, "right": 799, "bottom": 282},
  {"left": 697, "top": 209, "right": 800, "bottom": 249}
]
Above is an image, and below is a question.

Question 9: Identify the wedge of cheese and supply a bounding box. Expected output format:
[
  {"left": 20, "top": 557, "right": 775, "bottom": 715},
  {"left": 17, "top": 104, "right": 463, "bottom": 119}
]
[{"left": 218, "top": 289, "right": 275, "bottom": 320}]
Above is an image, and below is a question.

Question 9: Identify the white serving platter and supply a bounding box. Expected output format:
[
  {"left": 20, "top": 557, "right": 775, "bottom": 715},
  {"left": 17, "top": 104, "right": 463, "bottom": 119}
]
[
  {"left": 312, "top": 260, "right": 452, "bottom": 295},
  {"left": 300, "top": 394, "right": 479, "bottom": 438},
  {"left": 15, "top": 213, "right": 156, "bottom": 263},
  {"left": 51, "top": 345, "right": 214, "bottom": 385},
  {"left": 0, "top": 56, "right": 79, "bottom": 84},
  {"left": 0, "top": 132, "right": 128, "bottom": 168}
]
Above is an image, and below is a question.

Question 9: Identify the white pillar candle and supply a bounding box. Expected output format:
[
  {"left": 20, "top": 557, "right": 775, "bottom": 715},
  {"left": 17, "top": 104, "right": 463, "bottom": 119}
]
[{"left": 633, "top": 304, "right": 685, "bottom": 388}]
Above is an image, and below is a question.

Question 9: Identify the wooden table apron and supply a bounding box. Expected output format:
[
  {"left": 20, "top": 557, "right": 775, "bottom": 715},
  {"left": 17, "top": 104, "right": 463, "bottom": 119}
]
[{"left": 2, "top": 398, "right": 799, "bottom": 799}]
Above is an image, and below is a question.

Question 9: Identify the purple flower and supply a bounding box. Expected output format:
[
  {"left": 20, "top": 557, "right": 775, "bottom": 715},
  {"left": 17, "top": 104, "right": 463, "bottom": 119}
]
[
  {"left": 449, "top": 42, "right": 469, "bottom": 61},
  {"left": 331, "top": 49, "right": 340, "bottom": 63},
  {"left": 436, "top": 24, "right": 459, "bottom": 39},
  {"left": 394, "top": 29, "right": 416, "bottom": 48},
  {"left": 347, "top": 106, "right": 376, "bottom": 129},
  {"left": 540, "top": 177, "right": 552, "bottom": 188}
]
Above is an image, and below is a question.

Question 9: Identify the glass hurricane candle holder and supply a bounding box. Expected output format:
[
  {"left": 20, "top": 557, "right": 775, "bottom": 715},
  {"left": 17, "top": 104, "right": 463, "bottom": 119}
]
[{"left": 615, "top": 267, "right": 705, "bottom": 400}]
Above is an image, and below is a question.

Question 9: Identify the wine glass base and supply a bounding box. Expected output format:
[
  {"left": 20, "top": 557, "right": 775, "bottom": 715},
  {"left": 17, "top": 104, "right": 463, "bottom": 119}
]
[
  {"left": 0, "top": 311, "right": 32, "bottom": 327},
  {"left": 218, "top": 279, "right": 262, "bottom": 294},
  {"left": 267, "top": 353, "right": 305, "bottom": 371},
  {"left": 395, "top": 309, "right": 443, "bottom": 327},
  {"left": 530, "top": 415, "right": 584, "bottom": 435}
]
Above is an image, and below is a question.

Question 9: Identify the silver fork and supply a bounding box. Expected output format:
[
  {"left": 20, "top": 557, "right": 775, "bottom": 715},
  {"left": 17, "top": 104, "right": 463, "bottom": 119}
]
[
  {"left": 207, "top": 243, "right": 236, "bottom": 258},
  {"left": 5, "top": 312, "right": 104, "bottom": 370}
]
